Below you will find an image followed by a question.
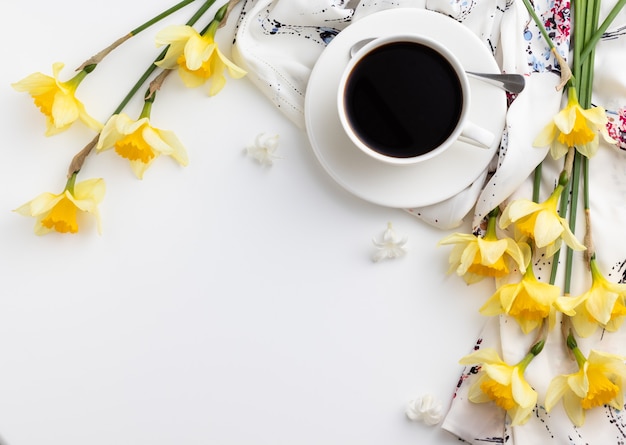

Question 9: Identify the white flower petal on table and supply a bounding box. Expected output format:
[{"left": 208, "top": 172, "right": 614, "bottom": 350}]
[{"left": 405, "top": 394, "right": 444, "bottom": 426}]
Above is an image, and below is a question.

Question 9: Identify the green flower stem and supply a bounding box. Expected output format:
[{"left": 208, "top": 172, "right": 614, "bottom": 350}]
[
  {"left": 67, "top": 0, "right": 218, "bottom": 177},
  {"left": 532, "top": 162, "right": 542, "bottom": 203},
  {"left": 67, "top": 68, "right": 90, "bottom": 88},
  {"left": 521, "top": 0, "right": 555, "bottom": 50},
  {"left": 517, "top": 340, "right": 545, "bottom": 371},
  {"left": 130, "top": 0, "right": 198, "bottom": 36},
  {"left": 579, "top": 0, "right": 626, "bottom": 67},
  {"left": 563, "top": 151, "right": 583, "bottom": 294},
  {"left": 139, "top": 96, "right": 154, "bottom": 120},
  {"left": 201, "top": 2, "right": 230, "bottom": 36},
  {"left": 77, "top": 0, "right": 204, "bottom": 71},
  {"left": 485, "top": 208, "right": 499, "bottom": 239},
  {"left": 572, "top": 0, "right": 586, "bottom": 86},
  {"left": 549, "top": 170, "right": 573, "bottom": 285},
  {"left": 579, "top": 0, "right": 600, "bottom": 107},
  {"left": 529, "top": 339, "right": 546, "bottom": 357},
  {"left": 112, "top": 0, "right": 217, "bottom": 115},
  {"left": 566, "top": 332, "right": 587, "bottom": 368},
  {"left": 65, "top": 172, "right": 78, "bottom": 194},
  {"left": 583, "top": 154, "right": 590, "bottom": 217}
]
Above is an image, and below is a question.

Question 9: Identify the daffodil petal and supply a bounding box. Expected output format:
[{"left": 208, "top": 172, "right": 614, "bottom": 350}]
[
  {"left": 73, "top": 178, "right": 106, "bottom": 204},
  {"left": 553, "top": 103, "right": 577, "bottom": 134},
  {"left": 563, "top": 390, "right": 585, "bottom": 427},
  {"left": 533, "top": 122, "right": 558, "bottom": 147},
  {"left": 479, "top": 292, "right": 504, "bottom": 316},
  {"left": 532, "top": 210, "right": 564, "bottom": 247},
  {"left": 155, "top": 24, "right": 196, "bottom": 46},
  {"left": 185, "top": 35, "right": 213, "bottom": 71},
  {"left": 50, "top": 90, "right": 80, "bottom": 128},
  {"left": 567, "top": 366, "right": 589, "bottom": 398},
  {"left": 178, "top": 68, "right": 206, "bottom": 88},
  {"left": 483, "top": 363, "right": 513, "bottom": 385},
  {"left": 500, "top": 200, "right": 541, "bottom": 227},
  {"left": 555, "top": 294, "right": 587, "bottom": 315},
  {"left": 438, "top": 233, "right": 477, "bottom": 245},
  {"left": 512, "top": 368, "right": 537, "bottom": 408},
  {"left": 467, "top": 375, "right": 492, "bottom": 403},
  {"left": 11, "top": 72, "right": 56, "bottom": 95},
  {"left": 586, "top": 287, "right": 618, "bottom": 325},
  {"left": 477, "top": 238, "right": 507, "bottom": 265},
  {"left": 459, "top": 348, "right": 505, "bottom": 366},
  {"left": 14, "top": 192, "right": 62, "bottom": 216}
]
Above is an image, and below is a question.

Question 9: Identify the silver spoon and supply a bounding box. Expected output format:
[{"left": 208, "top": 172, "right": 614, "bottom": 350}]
[{"left": 349, "top": 39, "right": 526, "bottom": 94}]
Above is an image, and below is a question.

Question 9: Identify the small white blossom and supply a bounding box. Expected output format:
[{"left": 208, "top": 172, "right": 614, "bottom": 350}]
[
  {"left": 246, "top": 133, "right": 280, "bottom": 166},
  {"left": 372, "top": 222, "right": 407, "bottom": 262},
  {"left": 405, "top": 394, "right": 444, "bottom": 426}
]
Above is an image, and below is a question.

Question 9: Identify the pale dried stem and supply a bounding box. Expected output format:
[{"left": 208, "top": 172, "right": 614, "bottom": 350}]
[
  {"left": 76, "top": 34, "right": 133, "bottom": 71},
  {"left": 218, "top": 0, "right": 242, "bottom": 28},
  {"left": 552, "top": 48, "right": 572, "bottom": 91},
  {"left": 560, "top": 315, "right": 575, "bottom": 361},
  {"left": 146, "top": 69, "right": 172, "bottom": 100},
  {"left": 563, "top": 147, "right": 575, "bottom": 179},
  {"left": 584, "top": 209, "right": 595, "bottom": 266},
  {"left": 68, "top": 134, "right": 99, "bottom": 177}
]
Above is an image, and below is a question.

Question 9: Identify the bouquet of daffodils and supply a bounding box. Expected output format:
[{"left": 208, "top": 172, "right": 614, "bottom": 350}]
[
  {"left": 11, "top": 0, "right": 245, "bottom": 235},
  {"left": 440, "top": 0, "right": 626, "bottom": 428}
]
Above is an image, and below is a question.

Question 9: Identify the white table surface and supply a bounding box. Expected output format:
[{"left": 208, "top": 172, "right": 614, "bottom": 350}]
[{"left": 0, "top": 1, "right": 494, "bottom": 444}]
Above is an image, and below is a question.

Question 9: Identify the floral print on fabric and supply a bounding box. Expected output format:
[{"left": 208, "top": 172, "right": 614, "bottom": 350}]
[
  {"left": 606, "top": 107, "right": 626, "bottom": 151},
  {"left": 523, "top": 0, "right": 571, "bottom": 73}
]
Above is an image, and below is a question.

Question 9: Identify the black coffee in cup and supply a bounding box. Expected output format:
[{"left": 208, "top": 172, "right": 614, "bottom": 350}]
[{"left": 343, "top": 41, "right": 464, "bottom": 158}]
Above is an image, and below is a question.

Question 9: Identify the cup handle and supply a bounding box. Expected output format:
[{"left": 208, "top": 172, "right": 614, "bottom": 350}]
[{"left": 459, "top": 122, "right": 495, "bottom": 148}]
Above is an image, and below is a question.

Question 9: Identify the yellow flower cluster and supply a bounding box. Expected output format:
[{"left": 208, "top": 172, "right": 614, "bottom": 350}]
[
  {"left": 459, "top": 348, "right": 539, "bottom": 426},
  {"left": 534, "top": 87, "right": 616, "bottom": 159},
  {"left": 11, "top": 1, "right": 246, "bottom": 235},
  {"left": 441, "top": 83, "right": 626, "bottom": 426}
]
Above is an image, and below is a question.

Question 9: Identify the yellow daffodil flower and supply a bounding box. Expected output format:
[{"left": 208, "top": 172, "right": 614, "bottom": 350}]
[
  {"left": 14, "top": 176, "right": 105, "bottom": 235},
  {"left": 12, "top": 62, "right": 102, "bottom": 136},
  {"left": 439, "top": 211, "right": 530, "bottom": 284},
  {"left": 556, "top": 258, "right": 626, "bottom": 337},
  {"left": 155, "top": 24, "right": 246, "bottom": 96},
  {"left": 480, "top": 265, "right": 561, "bottom": 333},
  {"left": 534, "top": 87, "right": 616, "bottom": 159},
  {"left": 459, "top": 344, "right": 542, "bottom": 426},
  {"left": 545, "top": 336, "right": 626, "bottom": 426},
  {"left": 97, "top": 113, "right": 189, "bottom": 179},
  {"left": 499, "top": 180, "right": 586, "bottom": 257}
]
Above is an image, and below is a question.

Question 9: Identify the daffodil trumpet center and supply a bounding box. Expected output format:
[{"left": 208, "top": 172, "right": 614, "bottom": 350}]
[
  {"left": 480, "top": 380, "right": 516, "bottom": 411},
  {"left": 581, "top": 367, "right": 621, "bottom": 409},
  {"left": 41, "top": 197, "right": 79, "bottom": 233}
]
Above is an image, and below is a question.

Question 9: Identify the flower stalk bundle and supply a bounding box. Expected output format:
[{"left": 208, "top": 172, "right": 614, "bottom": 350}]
[
  {"left": 12, "top": 0, "right": 245, "bottom": 234},
  {"left": 442, "top": 0, "right": 626, "bottom": 427}
]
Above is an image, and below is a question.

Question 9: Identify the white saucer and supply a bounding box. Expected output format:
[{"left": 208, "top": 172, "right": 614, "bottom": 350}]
[{"left": 304, "top": 8, "right": 506, "bottom": 208}]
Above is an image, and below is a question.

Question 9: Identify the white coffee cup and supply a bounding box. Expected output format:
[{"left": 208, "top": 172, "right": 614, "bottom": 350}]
[{"left": 337, "top": 34, "right": 494, "bottom": 166}]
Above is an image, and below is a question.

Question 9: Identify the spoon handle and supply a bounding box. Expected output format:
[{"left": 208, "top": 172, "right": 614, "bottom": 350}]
[{"left": 466, "top": 72, "right": 526, "bottom": 94}]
